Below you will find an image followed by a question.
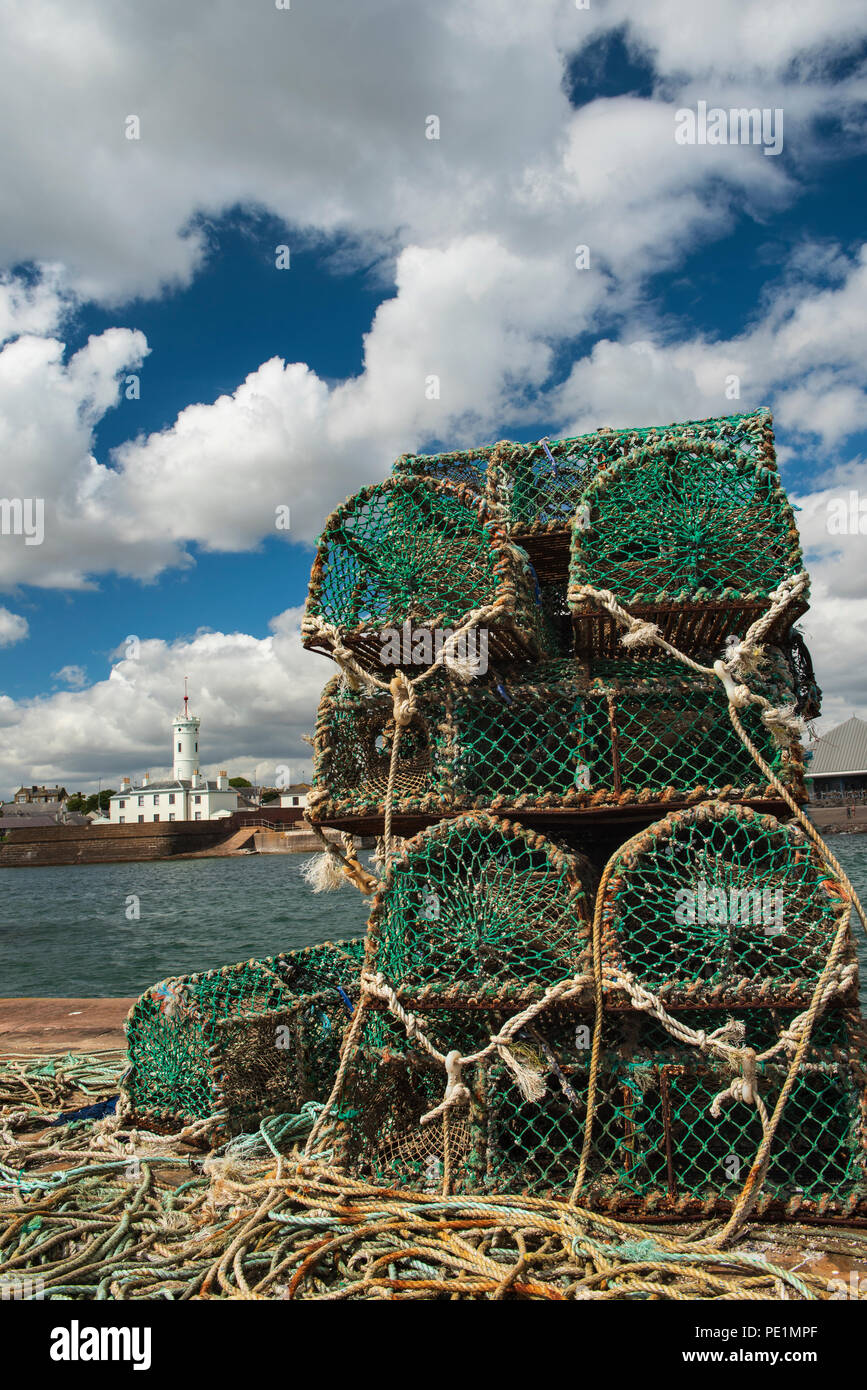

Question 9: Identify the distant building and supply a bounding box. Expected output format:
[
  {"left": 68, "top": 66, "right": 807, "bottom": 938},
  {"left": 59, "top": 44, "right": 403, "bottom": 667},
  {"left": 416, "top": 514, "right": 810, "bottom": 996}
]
[
  {"left": 0, "top": 799, "right": 87, "bottom": 830},
  {"left": 107, "top": 686, "right": 240, "bottom": 824},
  {"left": 805, "top": 716, "right": 867, "bottom": 800},
  {"left": 279, "top": 784, "right": 310, "bottom": 809},
  {"left": 13, "top": 784, "right": 68, "bottom": 804}
]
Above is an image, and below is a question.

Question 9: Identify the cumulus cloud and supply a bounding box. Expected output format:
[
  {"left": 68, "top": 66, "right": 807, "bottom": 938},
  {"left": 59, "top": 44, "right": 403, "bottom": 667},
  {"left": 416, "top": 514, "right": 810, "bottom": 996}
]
[
  {"left": 0, "top": 607, "right": 28, "bottom": 647},
  {"left": 0, "top": 323, "right": 150, "bottom": 589},
  {"left": 550, "top": 243, "right": 867, "bottom": 441},
  {"left": 0, "top": 0, "right": 861, "bottom": 303},
  {"left": 0, "top": 2, "right": 863, "bottom": 589},
  {"left": 0, "top": 608, "right": 323, "bottom": 798},
  {"left": 0, "top": 0, "right": 865, "bottom": 771},
  {"left": 51, "top": 665, "right": 88, "bottom": 689}
]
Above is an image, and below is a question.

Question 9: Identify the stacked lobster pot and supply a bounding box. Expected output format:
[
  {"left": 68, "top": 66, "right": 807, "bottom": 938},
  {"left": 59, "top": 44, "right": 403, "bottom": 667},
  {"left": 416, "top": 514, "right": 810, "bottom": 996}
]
[
  {"left": 119, "top": 940, "right": 366, "bottom": 1140},
  {"left": 303, "top": 409, "right": 867, "bottom": 1220}
]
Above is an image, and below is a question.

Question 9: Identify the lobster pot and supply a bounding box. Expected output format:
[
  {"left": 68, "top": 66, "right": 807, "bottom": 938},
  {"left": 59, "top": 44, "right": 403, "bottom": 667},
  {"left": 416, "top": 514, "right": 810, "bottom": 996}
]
[
  {"left": 121, "top": 939, "right": 364, "bottom": 1137},
  {"left": 309, "top": 657, "right": 805, "bottom": 827},
  {"left": 302, "top": 476, "right": 551, "bottom": 672},
  {"left": 483, "top": 1008, "right": 866, "bottom": 1215},
  {"left": 310, "top": 670, "right": 448, "bottom": 822},
  {"left": 334, "top": 1009, "right": 867, "bottom": 1218},
  {"left": 601, "top": 801, "right": 852, "bottom": 1008},
  {"left": 568, "top": 441, "right": 805, "bottom": 658},
  {"left": 363, "top": 813, "right": 595, "bottom": 1009},
  {"left": 333, "top": 1045, "right": 487, "bottom": 1193},
  {"left": 394, "top": 412, "right": 776, "bottom": 587},
  {"left": 392, "top": 442, "right": 496, "bottom": 494}
]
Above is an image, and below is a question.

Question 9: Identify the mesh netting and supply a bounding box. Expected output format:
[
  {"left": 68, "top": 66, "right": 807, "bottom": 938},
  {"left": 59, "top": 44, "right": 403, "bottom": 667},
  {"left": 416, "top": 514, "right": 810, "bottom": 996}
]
[
  {"left": 601, "top": 801, "right": 850, "bottom": 1007},
  {"left": 302, "top": 476, "right": 550, "bottom": 670},
  {"left": 391, "top": 413, "right": 776, "bottom": 586},
  {"left": 393, "top": 443, "right": 498, "bottom": 493},
  {"left": 364, "top": 813, "right": 594, "bottom": 1007},
  {"left": 568, "top": 442, "right": 804, "bottom": 657},
  {"left": 310, "top": 655, "right": 804, "bottom": 824},
  {"left": 392, "top": 410, "right": 775, "bottom": 521},
  {"left": 334, "top": 1047, "right": 482, "bottom": 1192},
  {"left": 121, "top": 938, "right": 364, "bottom": 1135},
  {"left": 333, "top": 1008, "right": 866, "bottom": 1214}
]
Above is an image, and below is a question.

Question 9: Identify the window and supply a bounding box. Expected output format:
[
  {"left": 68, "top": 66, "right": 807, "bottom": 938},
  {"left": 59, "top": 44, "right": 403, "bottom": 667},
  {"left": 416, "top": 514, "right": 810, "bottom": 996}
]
[
  {"left": 153, "top": 814, "right": 160, "bottom": 822},
  {"left": 195, "top": 812, "right": 202, "bottom": 821},
  {"left": 138, "top": 815, "right": 144, "bottom": 823},
  {"left": 153, "top": 794, "right": 159, "bottom": 804},
  {"left": 118, "top": 816, "right": 125, "bottom": 824},
  {"left": 177, "top": 742, "right": 182, "bottom": 752},
  {"left": 194, "top": 795, "right": 201, "bottom": 804},
  {"left": 194, "top": 742, "right": 198, "bottom": 751},
  {"left": 118, "top": 799, "right": 125, "bottom": 809},
  {"left": 292, "top": 796, "right": 299, "bottom": 806},
  {"left": 137, "top": 796, "right": 144, "bottom": 806},
  {"left": 168, "top": 813, "right": 175, "bottom": 821},
  {"left": 168, "top": 793, "right": 175, "bottom": 805}
]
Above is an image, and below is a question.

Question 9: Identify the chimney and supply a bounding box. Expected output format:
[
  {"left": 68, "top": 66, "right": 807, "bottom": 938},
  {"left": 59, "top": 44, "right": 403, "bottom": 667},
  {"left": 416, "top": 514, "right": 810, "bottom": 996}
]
[
  {"left": 217, "top": 769, "right": 228, "bottom": 791},
  {"left": 141, "top": 772, "right": 150, "bottom": 787},
  {"left": 190, "top": 770, "right": 201, "bottom": 789},
  {"left": 121, "top": 777, "right": 131, "bottom": 791}
]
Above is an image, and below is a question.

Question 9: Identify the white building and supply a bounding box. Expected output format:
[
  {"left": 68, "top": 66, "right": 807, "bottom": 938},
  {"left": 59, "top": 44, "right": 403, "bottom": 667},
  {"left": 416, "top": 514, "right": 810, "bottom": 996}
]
[
  {"left": 108, "top": 690, "right": 240, "bottom": 824},
  {"left": 279, "top": 783, "right": 310, "bottom": 809}
]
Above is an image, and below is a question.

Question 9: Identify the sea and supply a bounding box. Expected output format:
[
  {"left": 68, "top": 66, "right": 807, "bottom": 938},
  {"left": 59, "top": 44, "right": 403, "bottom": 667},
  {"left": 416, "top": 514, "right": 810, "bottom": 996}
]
[{"left": 2, "top": 838, "right": 867, "bottom": 1004}]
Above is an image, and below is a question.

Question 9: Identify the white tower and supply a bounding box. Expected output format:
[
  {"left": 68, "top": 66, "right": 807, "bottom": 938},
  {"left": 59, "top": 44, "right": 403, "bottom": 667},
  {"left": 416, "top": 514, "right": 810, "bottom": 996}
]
[{"left": 172, "top": 678, "right": 201, "bottom": 781}]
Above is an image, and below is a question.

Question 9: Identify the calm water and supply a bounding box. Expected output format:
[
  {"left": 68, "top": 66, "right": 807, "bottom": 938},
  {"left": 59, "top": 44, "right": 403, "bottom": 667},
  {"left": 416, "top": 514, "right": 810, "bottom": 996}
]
[
  {"left": 0, "top": 854, "right": 371, "bottom": 997},
  {"left": 2, "top": 837, "right": 867, "bottom": 1002}
]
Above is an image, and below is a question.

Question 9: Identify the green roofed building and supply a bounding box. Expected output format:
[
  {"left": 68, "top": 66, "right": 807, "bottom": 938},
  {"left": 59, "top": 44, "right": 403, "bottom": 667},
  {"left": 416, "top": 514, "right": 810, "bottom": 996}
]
[{"left": 806, "top": 716, "right": 867, "bottom": 801}]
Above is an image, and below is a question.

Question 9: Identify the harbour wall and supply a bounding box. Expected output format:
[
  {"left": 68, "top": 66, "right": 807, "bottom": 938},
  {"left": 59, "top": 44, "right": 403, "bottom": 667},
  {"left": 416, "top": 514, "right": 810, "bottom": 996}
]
[{"left": 0, "top": 819, "right": 231, "bottom": 867}]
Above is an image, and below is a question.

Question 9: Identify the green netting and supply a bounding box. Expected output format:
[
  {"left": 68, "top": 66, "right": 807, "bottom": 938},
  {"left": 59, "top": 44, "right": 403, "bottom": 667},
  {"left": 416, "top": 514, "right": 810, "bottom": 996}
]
[
  {"left": 498, "top": 410, "right": 777, "bottom": 533},
  {"left": 334, "top": 1047, "right": 483, "bottom": 1192},
  {"left": 334, "top": 1008, "right": 866, "bottom": 1212},
  {"left": 121, "top": 938, "right": 364, "bottom": 1135},
  {"left": 302, "top": 476, "right": 550, "bottom": 670},
  {"left": 310, "top": 655, "right": 804, "bottom": 822},
  {"left": 601, "top": 801, "right": 850, "bottom": 1007},
  {"left": 392, "top": 410, "right": 776, "bottom": 532},
  {"left": 568, "top": 441, "right": 802, "bottom": 608},
  {"left": 486, "top": 1054, "right": 864, "bottom": 1207},
  {"left": 365, "top": 813, "right": 594, "bottom": 1006},
  {"left": 393, "top": 443, "right": 497, "bottom": 493}
]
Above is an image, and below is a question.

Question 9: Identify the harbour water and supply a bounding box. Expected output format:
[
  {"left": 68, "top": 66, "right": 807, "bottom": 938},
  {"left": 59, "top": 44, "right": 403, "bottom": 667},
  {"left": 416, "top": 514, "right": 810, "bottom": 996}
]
[
  {"left": 0, "top": 853, "right": 371, "bottom": 997},
  {"left": 2, "top": 837, "right": 867, "bottom": 1003}
]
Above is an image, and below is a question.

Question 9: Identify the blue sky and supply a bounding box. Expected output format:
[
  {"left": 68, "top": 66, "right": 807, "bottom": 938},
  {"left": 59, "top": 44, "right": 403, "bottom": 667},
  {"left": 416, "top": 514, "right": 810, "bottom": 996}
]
[{"left": 1, "top": 1, "right": 866, "bottom": 796}]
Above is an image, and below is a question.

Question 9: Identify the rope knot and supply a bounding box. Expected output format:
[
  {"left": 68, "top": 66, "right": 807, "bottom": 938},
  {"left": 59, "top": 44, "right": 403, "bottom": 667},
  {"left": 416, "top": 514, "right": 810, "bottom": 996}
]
[
  {"left": 389, "top": 671, "right": 417, "bottom": 727},
  {"left": 760, "top": 703, "right": 804, "bottom": 743},
  {"left": 420, "top": 1050, "right": 472, "bottom": 1126},
  {"left": 713, "top": 659, "right": 752, "bottom": 708},
  {"left": 620, "top": 619, "right": 662, "bottom": 650}
]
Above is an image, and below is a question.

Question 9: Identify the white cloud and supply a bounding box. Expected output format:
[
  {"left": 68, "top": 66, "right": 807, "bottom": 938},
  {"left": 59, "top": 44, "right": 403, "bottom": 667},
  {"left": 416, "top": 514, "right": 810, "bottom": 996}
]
[
  {"left": 0, "top": 0, "right": 860, "bottom": 304},
  {"left": 0, "top": 607, "right": 323, "bottom": 798},
  {"left": 0, "top": 3, "right": 862, "bottom": 589},
  {"left": 0, "top": 0, "right": 864, "bottom": 768},
  {"left": 0, "top": 607, "right": 28, "bottom": 647},
  {"left": 52, "top": 664, "right": 88, "bottom": 689},
  {"left": 587, "top": 0, "right": 867, "bottom": 79},
  {"left": 551, "top": 244, "right": 867, "bottom": 441}
]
